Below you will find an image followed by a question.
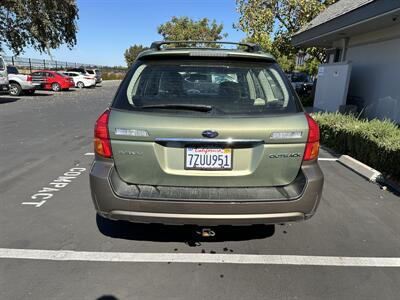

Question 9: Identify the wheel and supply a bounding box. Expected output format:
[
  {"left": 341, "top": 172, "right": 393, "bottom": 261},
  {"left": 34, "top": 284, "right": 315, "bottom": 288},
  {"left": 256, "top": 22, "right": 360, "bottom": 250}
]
[
  {"left": 9, "top": 83, "right": 22, "bottom": 96},
  {"left": 51, "top": 83, "right": 61, "bottom": 92},
  {"left": 77, "top": 81, "right": 84, "bottom": 89},
  {"left": 24, "top": 89, "right": 35, "bottom": 96}
]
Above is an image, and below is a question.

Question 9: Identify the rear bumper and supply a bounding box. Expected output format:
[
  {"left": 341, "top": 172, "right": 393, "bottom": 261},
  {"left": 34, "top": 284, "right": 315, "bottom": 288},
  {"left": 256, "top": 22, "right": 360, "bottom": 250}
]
[
  {"left": 20, "top": 83, "right": 38, "bottom": 90},
  {"left": 0, "top": 84, "right": 9, "bottom": 91},
  {"left": 89, "top": 160, "right": 324, "bottom": 225}
]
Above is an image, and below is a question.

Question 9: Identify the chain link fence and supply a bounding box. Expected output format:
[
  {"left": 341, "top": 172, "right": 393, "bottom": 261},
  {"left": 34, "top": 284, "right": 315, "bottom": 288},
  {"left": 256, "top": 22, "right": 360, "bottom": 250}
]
[{"left": 4, "top": 56, "right": 103, "bottom": 73}]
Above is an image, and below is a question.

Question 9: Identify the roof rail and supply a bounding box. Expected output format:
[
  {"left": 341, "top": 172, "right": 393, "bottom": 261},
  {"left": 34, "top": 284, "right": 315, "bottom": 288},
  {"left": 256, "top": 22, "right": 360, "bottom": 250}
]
[{"left": 150, "top": 41, "right": 263, "bottom": 53}]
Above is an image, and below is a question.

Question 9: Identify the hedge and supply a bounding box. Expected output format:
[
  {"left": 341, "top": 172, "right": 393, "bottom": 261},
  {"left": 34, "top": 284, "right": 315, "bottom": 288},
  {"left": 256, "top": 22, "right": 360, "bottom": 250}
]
[{"left": 312, "top": 112, "right": 400, "bottom": 179}]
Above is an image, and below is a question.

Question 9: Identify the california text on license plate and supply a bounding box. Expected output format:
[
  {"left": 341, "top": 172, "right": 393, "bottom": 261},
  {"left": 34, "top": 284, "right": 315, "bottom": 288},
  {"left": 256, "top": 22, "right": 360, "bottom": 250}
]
[{"left": 185, "top": 147, "right": 232, "bottom": 170}]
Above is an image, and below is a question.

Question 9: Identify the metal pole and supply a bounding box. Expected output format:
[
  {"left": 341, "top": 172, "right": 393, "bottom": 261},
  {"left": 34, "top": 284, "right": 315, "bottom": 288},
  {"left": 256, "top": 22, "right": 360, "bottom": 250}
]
[
  {"left": 12, "top": 57, "right": 14, "bottom": 66},
  {"left": 43, "top": 59, "right": 46, "bottom": 69},
  {"left": 29, "top": 58, "right": 32, "bottom": 73}
]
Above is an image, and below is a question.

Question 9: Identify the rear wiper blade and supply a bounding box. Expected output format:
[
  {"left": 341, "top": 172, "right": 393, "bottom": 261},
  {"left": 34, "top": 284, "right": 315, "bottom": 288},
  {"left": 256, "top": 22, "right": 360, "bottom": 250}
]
[{"left": 138, "top": 104, "right": 213, "bottom": 112}]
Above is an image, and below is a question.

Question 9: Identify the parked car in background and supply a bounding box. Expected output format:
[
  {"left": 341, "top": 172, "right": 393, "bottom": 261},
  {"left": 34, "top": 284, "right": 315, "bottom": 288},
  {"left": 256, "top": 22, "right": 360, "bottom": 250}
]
[
  {"left": 89, "top": 41, "right": 324, "bottom": 226},
  {"left": 86, "top": 69, "right": 102, "bottom": 85},
  {"left": 288, "top": 72, "right": 314, "bottom": 97},
  {"left": 66, "top": 67, "right": 97, "bottom": 84},
  {"left": 0, "top": 56, "right": 9, "bottom": 92},
  {"left": 62, "top": 71, "right": 96, "bottom": 88},
  {"left": 31, "top": 70, "right": 75, "bottom": 92},
  {"left": 7, "top": 65, "right": 38, "bottom": 96},
  {"left": 66, "top": 67, "right": 87, "bottom": 74}
]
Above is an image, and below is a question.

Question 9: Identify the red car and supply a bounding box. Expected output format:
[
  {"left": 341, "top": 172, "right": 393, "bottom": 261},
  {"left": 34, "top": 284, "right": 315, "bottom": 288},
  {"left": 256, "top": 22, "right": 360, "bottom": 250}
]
[{"left": 31, "top": 70, "right": 75, "bottom": 92}]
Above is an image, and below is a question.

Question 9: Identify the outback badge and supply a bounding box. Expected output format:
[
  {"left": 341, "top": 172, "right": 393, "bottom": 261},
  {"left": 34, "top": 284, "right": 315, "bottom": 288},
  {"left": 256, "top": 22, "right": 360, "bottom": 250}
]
[{"left": 269, "top": 153, "right": 302, "bottom": 159}]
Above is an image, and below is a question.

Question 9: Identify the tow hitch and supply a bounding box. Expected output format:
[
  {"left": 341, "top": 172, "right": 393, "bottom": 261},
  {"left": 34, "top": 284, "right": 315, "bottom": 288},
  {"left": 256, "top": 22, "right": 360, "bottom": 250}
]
[{"left": 197, "top": 228, "right": 216, "bottom": 237}]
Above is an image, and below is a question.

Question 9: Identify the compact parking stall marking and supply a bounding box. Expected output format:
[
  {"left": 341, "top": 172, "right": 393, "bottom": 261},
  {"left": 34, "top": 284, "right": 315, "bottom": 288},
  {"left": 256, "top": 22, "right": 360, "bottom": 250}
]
[{"left": 23, "top": 167, "right": 86, "bottom": 207}]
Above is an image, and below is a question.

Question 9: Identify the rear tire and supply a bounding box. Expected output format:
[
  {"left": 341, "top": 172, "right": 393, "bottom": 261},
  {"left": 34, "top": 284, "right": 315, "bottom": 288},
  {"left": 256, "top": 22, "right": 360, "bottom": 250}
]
[
  {"left": 51, "top": 83, "right": 61, "bottom": 92},
  {"left": 77, "top": 81, "right": 84, "bottom": 89},
  {"left": 9, "top": 83, "right": 22, "bottom": 96}
]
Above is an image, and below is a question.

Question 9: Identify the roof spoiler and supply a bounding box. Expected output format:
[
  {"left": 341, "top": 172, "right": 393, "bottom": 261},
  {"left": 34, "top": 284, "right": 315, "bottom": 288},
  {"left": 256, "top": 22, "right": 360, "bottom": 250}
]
[{"left": 150, "top": 41, "right": 263, "bottom": 53}]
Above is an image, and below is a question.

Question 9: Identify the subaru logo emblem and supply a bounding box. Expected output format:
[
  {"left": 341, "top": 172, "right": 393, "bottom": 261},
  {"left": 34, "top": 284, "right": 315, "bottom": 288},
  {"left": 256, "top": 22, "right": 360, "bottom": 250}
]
[{"left": 202, "top": 130, "right": 219, "bottom": 138}]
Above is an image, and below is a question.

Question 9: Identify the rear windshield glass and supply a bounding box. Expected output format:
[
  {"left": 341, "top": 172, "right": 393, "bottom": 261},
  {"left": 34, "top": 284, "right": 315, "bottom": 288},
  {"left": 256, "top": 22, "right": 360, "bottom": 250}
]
[
  {"left": 113, "top": 59, "right": 299, "bottom": 115},
  {"left": 7, "top": 66, "right": 18, "bottom": 74}
]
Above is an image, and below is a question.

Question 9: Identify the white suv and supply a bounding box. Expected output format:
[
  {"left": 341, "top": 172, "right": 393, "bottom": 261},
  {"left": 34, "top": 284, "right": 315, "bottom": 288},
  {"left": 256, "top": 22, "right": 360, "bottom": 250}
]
[
  {"left": 0, "top": 56, "right": 9, "bottom": 92},
  {"left": 62, "top": 71, "right": 96, "bottom": 88},
  {"left": 86, "top": 69, "right": 102, "bottom": 85}
]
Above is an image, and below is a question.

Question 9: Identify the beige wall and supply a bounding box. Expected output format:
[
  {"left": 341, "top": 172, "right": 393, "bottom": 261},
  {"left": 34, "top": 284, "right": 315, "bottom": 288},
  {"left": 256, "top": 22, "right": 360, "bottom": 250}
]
[{"left": 344, "top": 31, "right": 400, "bottom": 123}]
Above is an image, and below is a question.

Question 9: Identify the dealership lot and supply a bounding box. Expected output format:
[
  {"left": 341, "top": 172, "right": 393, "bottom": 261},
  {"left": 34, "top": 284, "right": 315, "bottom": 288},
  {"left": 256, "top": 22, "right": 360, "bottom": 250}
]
[{"left": 1, "top": 81, "right": 400, "bottom": 299}]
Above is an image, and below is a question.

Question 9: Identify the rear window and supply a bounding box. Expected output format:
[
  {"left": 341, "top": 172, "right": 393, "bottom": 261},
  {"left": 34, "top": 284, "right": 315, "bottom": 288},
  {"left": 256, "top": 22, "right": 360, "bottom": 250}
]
[
  {"left": 113, "top": 59, "right": 300, "bottom": 115},
  {"left": 0, "top": 58, "right": 5, "bottom": 71},
  {"left": 7, "top": 66, "right": 18, "bottom": 74}
]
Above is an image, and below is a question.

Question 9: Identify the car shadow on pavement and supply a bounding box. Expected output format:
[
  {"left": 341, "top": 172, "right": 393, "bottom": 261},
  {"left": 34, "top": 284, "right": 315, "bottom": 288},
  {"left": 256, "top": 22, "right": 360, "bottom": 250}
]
[
  {"left": 0, "top": 96, "right": 20, "bottom": 104},
  {"left": 97, "top": 296, "right": 118, "bottom": 300},
  {"left": 96, "top": 214, "right": 275, "bottom": 246}
]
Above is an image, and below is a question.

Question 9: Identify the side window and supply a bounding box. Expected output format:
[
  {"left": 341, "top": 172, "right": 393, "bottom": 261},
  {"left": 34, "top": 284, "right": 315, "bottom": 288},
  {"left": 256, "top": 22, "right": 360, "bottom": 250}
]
[
  {"left": 0, "top": 58, "right": 5, "bottom": 71},
  {"left": 46, "top": 72, "right": 54, "bottom": 78},
  {"left": 257, "top": 69, "right": 288, "bottom": 105}
]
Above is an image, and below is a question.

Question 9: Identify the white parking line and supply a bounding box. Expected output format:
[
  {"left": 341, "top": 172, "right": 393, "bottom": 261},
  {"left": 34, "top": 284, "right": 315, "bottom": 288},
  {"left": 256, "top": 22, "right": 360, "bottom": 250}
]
[
  {"left": 1, "top": 248, "right": 400, "bottom": 267},
  {"left": 318, "top": 158, "right": 338, "bottom": 161},
  {"left": 84, "top": 152, "right": 94, "bottom": 156}
]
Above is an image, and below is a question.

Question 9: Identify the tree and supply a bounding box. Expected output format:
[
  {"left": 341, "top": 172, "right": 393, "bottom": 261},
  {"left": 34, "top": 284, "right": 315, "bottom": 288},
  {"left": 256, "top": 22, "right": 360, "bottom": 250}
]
[
  {"left": 157, "top": 16, "right": 227, "bottom": 46},
  {"left": 296, "top": 57, "right": 320, "bottom": 75},
  {"left": 236, "top": 0, "right": 338, "bottom": 64},
  {"left": 124, "top": 44, "right": 148, "bottom": 67},
  {"left": 0, "top": 0, "right": 78, "bottom": 55}
]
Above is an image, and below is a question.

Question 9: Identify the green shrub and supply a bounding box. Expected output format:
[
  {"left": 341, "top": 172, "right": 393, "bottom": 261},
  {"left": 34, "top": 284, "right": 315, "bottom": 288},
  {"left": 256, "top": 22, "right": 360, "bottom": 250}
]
[{"left": 312, "top": 112, "right": 400, "bottom": 179}]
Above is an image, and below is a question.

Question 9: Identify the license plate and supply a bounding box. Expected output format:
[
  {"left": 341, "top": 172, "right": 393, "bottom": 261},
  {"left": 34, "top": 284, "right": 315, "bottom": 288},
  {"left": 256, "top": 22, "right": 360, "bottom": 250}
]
[{"left": 185, "top": 147, "right": 232, "bottom": 170}]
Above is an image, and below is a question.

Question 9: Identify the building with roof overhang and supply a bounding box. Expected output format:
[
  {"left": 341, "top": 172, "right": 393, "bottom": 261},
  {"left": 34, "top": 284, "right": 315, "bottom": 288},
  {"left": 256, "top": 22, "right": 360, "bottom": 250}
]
[{"left": 292, "top": 0, "right": 400, "bottom": 122}]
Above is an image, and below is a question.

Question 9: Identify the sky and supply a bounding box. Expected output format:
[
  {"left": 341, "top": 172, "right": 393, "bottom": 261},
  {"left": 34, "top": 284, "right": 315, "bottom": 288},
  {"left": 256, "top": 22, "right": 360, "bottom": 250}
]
[{"left": 5, "top": 0, "right": 246, "bottom": 67}]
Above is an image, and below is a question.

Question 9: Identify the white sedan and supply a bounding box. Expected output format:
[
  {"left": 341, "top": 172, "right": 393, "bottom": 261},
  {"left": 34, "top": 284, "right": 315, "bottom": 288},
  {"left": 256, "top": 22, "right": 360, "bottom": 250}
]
[{"left": 62, "top": 71, "right": 96, "bottom": 88}]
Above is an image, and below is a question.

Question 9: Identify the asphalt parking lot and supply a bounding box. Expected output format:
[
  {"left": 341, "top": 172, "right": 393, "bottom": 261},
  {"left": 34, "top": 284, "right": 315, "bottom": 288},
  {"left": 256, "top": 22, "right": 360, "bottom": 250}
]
[{"left": 1, "top": 81, "right": 400, "bottom": 300}]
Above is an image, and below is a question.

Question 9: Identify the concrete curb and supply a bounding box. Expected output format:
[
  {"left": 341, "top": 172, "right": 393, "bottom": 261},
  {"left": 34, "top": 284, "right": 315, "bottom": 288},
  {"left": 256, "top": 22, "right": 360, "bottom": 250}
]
[
  {"left": 336, "top": 154, "right": 400, "bottom": 194},
  {"left": 338, "top": 155, "right": 383, "bottom": 183}
]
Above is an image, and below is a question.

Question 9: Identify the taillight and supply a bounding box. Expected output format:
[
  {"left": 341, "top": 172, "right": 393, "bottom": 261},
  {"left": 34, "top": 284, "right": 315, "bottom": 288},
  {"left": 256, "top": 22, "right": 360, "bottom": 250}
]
[
  {"left": 27, "top": 75, "right": 32, "bottom": 82},
  {"left": 303, "top": 114, "right": 320, "bottom": 161},
  {"left": 94, "top": 109, "right": 112, "bottom": 158}
]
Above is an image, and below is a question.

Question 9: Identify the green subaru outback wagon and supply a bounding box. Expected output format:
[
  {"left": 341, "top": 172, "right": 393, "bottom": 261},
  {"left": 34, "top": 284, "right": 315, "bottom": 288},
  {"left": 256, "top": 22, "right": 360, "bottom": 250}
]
[{"left": 90, "top": 41, "right": 323, "bottom": 225}]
